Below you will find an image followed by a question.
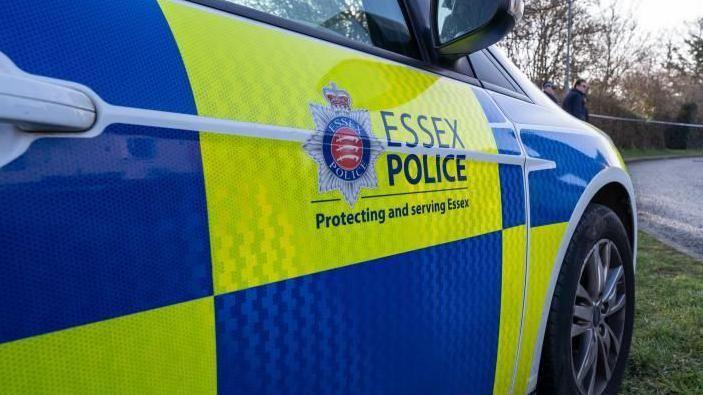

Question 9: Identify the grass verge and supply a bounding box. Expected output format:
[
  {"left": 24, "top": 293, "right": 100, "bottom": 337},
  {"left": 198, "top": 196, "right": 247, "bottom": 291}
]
[
  {"left": 622, "top": 232, "right": 703, "bottom": 393},
  {"left": 620, "top": 148, "right": 703, "bottom": 160}
]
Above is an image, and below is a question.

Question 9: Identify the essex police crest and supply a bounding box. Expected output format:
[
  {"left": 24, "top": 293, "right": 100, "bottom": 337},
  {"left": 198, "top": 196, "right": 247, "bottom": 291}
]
[{"left": 304, "top": 83, "right": 383, "bottom": 206}]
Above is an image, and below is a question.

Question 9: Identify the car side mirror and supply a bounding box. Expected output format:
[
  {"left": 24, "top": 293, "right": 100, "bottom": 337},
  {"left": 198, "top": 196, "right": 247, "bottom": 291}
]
[{"left": 434, "top": 0, "right": 523, "bottom": 57}]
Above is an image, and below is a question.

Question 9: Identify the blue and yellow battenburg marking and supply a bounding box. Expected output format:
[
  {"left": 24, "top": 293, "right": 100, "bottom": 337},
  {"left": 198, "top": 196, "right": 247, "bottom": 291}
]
[
  {"left": 165, "top": 0, "right": 511, "bottom": 390},
  {"left": 0, "top": 1, "right": 600, "bottom": 394}
]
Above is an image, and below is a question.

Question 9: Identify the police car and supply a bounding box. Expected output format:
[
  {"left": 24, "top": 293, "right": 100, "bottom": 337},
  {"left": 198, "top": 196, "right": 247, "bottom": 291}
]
[{"left": 0, "top": 1, "right": 635, "bottom": 394}]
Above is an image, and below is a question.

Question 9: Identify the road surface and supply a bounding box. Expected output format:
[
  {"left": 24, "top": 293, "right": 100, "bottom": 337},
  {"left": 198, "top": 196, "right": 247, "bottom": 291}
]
[{"left": 629, "top": 157, "right": 703, "bottom": 260}]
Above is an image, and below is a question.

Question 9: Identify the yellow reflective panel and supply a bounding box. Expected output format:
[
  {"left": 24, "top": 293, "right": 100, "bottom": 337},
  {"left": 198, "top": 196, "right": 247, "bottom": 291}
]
[
  {"left": 493, "top": 225, "right": 527, "bottom": 395},
  {"left": 0, "top": 298, "right": 216, "bottom": 395},
  {"left": 514, "top": 222, "right": 568, "bottom": 394},
  {"left": 159, "top": 0, "right": 503, "bottom": 295},
  {"left": 202, "top": 132, "right": 501, "bottom": 294}
]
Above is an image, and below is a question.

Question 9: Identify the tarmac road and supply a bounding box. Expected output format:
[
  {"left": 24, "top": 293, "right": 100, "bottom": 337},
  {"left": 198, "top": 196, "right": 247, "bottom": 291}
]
[{"left": 629, "top": 157, "right": 703, "bottom": 260}]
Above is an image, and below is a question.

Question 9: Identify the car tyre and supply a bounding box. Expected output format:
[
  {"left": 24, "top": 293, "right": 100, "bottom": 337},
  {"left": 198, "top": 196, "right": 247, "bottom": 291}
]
[{"left": 538, "top": 203, "right": 635, "bottom": 395}]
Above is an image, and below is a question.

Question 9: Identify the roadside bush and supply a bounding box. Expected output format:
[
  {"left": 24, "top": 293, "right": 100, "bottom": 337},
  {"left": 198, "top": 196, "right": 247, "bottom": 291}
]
[{"left": 589, "top": 100, "right": 702, "bottom": 150}]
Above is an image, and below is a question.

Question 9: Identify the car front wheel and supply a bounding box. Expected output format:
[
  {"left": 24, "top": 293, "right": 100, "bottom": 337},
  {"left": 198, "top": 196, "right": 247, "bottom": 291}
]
[{"left": 538, "top": 203, "right": 635, "bottom": 395}]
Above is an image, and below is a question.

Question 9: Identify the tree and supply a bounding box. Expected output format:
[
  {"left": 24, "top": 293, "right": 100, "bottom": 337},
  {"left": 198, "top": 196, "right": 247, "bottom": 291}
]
[
  {"left": 500, "top": 0, "right": 600, "bottom": 88},
  {"left": 682, "top": 18, "right": 703, "bottom": 83},
  {"left": 499, "top": 0, "right": 702, "bottom": 149},
  {"left": 586, "top": 3, "right": 644, "bottom": 98}
]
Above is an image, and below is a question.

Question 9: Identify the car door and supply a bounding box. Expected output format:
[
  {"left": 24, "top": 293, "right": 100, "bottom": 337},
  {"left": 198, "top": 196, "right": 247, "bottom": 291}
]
[
  {"left": 1, "top": 1, "right": 528, "bottom": 394},
  {"left": 0, "top": 1, "right": 216, "bottom": 393}
]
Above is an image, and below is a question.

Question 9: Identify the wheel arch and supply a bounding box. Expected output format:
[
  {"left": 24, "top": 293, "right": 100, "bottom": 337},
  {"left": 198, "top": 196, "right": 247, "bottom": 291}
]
[
  {"left": 590, "top": 181, "right": 636, "bottom": 252},
  {"left": 526, "top": 166, "right": 637, "bottom": 392}
]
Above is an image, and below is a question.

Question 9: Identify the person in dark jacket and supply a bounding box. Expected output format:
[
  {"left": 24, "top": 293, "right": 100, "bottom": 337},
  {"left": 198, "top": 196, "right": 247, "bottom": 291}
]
[
  {"left": 542, "top": 81, "right": 559, "bottom": 104},
  {"left": 562, "top": 79, "right": 590, "bottom": 121}
]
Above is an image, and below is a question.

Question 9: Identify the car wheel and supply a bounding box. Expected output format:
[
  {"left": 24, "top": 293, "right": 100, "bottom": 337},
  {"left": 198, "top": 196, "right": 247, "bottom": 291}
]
[{"left": 538, "top": 203, "right": 635, "bottom": 395}]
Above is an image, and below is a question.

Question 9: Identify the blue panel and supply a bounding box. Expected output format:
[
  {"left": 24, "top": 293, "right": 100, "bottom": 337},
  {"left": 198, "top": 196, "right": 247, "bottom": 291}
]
[
  {"left": 499, "top": 164, "right": 525, "bottom": 228},
  {"left": 473, "top": 88, "right": 506, "bottom": 123},
  {"left": 492, "top": 128, "right": 522, "bottom": 155},
  {"left": 0, "top": 0, "right": 195, "bottom": 114},
  {"left": 215, "top": 233, "right": 502, "bottom": 395},
  {"left": 521, "top": 130, "right": 609, "bottom": 226},
  {"left": 0, "top": 125, "right": 212, "bottom": 343}
]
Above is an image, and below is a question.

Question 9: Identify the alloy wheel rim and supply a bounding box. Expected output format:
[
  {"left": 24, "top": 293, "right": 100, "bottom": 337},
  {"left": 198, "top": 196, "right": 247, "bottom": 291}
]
[{"left": 571, "top": 239, "right": 627, "bottom": 395}]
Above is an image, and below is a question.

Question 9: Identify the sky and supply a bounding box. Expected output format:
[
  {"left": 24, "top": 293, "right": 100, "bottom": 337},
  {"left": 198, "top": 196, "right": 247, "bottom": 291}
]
[{"left": 616, "top": 0, "right": 703, "bottom": 34}]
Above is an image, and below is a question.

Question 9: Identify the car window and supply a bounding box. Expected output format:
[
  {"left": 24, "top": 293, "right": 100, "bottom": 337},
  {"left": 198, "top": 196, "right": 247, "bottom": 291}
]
[
  {"left": 226, "top": 0, "right": 420, "bottom": 58},
  {"left": 469, "top": 50, "right": 524, "bottom": 95}
]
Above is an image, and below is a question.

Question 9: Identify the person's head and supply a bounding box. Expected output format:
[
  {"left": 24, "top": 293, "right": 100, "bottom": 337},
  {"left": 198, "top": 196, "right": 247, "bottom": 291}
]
[
  {"left": 574, "top": 79, "right": 589, "bottom": 94},
  {"left": 542, "top": 81, "right": 556, "bottom": 95}
]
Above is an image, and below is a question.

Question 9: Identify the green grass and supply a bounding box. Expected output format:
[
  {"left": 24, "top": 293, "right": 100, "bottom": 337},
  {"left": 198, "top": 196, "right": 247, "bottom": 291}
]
[
  {"left": 622, "top": 232, "right": 703, "bottom": 394},
  {"left": 620, "top": 148, "right": 703, "bottom": 160}
]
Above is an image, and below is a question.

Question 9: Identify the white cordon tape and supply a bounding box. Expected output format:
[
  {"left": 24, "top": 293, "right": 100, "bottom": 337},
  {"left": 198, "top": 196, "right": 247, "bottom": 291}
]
[{"left": 591, "top": 114, "right": 703, "bottom": 129}]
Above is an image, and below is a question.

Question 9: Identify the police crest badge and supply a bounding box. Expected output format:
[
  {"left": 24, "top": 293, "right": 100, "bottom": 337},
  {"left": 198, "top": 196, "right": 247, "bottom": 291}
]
[{"left": 304, "top": 83, "right": 384, "bottom": 206}]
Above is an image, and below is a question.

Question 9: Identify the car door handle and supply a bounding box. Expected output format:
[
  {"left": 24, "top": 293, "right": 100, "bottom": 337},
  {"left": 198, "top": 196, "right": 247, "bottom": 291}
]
[{"left": 0, "top": 73, "right": 96, "bottom": 132}]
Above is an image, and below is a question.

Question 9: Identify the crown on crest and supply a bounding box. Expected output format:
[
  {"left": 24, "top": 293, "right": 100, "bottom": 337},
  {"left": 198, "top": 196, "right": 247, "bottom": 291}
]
[{"left": 323, "top": 83, "right": 351, "bottom": 110}]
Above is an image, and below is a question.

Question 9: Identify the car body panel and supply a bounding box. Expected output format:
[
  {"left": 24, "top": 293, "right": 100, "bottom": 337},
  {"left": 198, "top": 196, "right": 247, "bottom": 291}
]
[
  {"left": 486, "top": 79, "right": 635, "bottom": 392},
  {"left": 0, "top": 1, "right": 526, "bottom": 393},
  {"left": 0, "top": 1, "right": 635, "bottom": 394}
]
